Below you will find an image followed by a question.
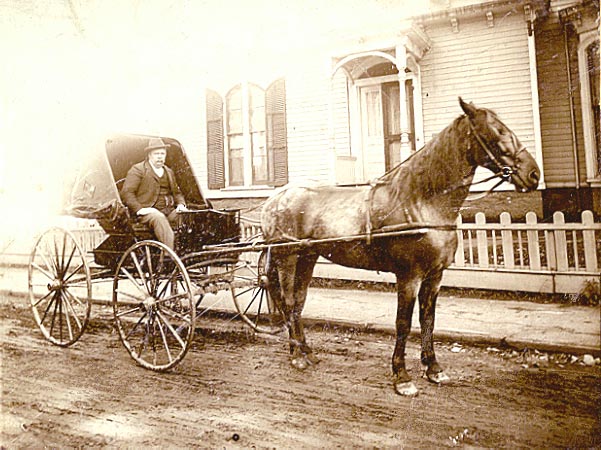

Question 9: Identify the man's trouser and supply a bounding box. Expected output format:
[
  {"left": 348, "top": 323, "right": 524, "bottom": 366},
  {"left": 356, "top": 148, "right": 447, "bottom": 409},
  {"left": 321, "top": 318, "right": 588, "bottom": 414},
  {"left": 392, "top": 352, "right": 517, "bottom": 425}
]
[{"left": 137, "top": 209, "right": 178, "bottom": 249}]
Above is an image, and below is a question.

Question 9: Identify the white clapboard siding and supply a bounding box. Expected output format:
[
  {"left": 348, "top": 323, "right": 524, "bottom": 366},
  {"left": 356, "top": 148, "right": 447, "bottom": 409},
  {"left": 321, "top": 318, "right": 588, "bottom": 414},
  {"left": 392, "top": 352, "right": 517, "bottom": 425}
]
[
  {"left": 332, "top": 70, "right": 351, "bottom": 157},
  {"left": 420, "top": 10, "right": 535, "bottom": 174},
  {"left": 285, "top": 66, "right": 333, "bottom": 183}
]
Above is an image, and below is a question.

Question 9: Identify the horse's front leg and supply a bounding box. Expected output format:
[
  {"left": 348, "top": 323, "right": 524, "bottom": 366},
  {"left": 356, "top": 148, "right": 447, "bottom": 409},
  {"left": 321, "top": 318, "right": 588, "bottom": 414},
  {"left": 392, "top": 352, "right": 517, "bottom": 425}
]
[
  {"left": 418, "top": 271, "right": 450, "bottom": 384},
  {"left": 392, "top": 276, "right": 420, "bottom": 396}
]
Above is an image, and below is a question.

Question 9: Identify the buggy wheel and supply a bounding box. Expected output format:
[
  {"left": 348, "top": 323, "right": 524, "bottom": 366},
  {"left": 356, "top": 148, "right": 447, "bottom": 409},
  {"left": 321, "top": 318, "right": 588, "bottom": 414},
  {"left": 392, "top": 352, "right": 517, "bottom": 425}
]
[
  {"left": 28, "top": 227, "right": 92, "bottom": 346},
  {"left": 112, "top": 241, "right": 194, "bottom": 371},
  {"left": 230, "top": 251, "right": 286, "bottom": 335}
]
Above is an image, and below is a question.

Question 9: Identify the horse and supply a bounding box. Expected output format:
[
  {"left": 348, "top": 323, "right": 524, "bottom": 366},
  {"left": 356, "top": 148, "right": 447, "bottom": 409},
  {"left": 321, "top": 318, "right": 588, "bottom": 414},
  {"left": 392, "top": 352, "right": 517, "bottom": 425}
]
[{"left": 260, "top": 97, "right": 540, "bottom": 396}]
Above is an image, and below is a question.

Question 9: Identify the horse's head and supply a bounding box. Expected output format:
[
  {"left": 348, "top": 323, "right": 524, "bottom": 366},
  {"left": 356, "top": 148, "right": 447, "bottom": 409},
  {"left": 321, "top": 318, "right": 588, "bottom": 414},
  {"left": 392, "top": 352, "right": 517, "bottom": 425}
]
[{"left": 459, "top": 97, "right": 540, "bottom": 192}]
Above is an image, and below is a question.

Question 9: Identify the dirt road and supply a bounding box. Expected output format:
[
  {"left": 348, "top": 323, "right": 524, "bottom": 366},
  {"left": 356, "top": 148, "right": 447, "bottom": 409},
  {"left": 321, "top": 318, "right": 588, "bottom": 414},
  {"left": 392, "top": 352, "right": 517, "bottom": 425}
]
[{"left": 2, "top": 297, "right": 599, "bottom": 448}]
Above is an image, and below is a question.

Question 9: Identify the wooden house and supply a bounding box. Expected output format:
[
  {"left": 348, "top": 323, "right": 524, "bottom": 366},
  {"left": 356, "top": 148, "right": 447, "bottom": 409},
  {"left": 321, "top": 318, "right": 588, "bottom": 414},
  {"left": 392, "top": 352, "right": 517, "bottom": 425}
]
[{"left": 151, "top": 0, "right": 600, "bottom": 221}]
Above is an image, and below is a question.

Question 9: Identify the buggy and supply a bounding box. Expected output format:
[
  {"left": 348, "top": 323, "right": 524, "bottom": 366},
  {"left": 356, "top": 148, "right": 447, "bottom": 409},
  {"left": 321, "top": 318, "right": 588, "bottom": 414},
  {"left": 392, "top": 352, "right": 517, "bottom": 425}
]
[{"left": 28, "top": 134, "right": 283, "bottom": 371}]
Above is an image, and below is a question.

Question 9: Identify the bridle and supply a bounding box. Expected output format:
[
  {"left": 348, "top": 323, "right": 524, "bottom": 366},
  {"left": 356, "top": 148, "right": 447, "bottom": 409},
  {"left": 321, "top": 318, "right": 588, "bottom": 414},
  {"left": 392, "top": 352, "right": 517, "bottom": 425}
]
[
  {"left": 442, "top": 115, "right": 529, "bottom": 199},
  {"left": 468, "top": 116, "right": 527, "bottom": 181}
]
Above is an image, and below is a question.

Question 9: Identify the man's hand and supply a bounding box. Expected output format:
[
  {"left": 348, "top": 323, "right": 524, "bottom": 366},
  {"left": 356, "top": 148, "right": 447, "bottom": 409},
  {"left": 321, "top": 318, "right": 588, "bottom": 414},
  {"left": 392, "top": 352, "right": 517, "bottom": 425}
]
[
  {"left": 176, "top": 204, "right": 189, "bottom": 212},
  {"left": 137, "top": 207, "right": 160, "bottom": 216}
]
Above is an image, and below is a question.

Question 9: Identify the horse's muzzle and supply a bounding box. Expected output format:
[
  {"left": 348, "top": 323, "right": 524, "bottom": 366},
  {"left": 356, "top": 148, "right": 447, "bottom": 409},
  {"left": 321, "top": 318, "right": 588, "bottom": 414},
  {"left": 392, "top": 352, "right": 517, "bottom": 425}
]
[{"left": 513, "top": 165, "right": 540, "bottom": 192}]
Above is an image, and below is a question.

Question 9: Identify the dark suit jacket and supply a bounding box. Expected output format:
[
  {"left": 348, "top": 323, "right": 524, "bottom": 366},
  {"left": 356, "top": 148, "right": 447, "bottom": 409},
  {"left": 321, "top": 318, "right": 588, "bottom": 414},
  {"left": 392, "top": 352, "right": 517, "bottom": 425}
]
[{"left": 121, "top": 160, "right": 185, "bottom": 214}]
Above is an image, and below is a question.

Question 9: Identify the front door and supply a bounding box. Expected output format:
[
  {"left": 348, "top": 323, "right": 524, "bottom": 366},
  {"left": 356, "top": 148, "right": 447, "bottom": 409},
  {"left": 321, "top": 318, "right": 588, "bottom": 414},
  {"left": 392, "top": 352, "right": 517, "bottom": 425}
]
[
  {"left": 359, "top": 85, "right": 384, "bottom": 180},
  {"left": 360, "top": 80, "right": 416, "bottom": 180}
]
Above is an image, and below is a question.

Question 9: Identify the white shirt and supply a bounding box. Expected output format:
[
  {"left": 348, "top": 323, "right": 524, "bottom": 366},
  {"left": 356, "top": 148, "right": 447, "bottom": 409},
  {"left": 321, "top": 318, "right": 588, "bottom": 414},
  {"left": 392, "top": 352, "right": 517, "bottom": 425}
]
[{"left": 150, "top": 163, "right": 165, "bottom": 178}]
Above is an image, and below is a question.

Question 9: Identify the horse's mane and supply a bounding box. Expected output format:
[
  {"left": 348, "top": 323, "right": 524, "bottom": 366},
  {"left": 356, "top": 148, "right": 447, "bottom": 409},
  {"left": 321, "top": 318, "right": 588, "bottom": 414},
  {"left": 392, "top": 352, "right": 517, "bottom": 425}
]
[{"left": 377, "top": 114, "right": 471, "bottom": 204}]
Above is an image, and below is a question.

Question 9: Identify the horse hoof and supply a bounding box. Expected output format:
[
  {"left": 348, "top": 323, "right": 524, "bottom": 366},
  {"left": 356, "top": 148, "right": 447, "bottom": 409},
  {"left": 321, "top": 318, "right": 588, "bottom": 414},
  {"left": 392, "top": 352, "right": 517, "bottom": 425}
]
[
  {"left": 394, "top": 381, "right": 419, "bottom": 396},
  {"left": 427, "top": 371, "right": 450, "bottom": 384},
  {"left": 291, "top": 357, "right": 309, "bottom": 371}
]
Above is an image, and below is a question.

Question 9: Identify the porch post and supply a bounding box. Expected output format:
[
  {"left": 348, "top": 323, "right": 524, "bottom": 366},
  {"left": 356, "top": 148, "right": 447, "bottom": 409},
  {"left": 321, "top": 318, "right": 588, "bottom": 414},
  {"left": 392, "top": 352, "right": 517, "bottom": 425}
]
[{"left": 396, "top": 42, "right": 412, "bottom": 162}]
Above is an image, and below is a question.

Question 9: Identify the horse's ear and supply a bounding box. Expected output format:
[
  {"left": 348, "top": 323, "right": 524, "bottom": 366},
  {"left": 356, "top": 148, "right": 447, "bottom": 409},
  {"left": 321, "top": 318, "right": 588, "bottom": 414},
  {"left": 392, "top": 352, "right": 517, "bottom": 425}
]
[{"left": 459, "top": 97, "right": 477, "bottom": 118}]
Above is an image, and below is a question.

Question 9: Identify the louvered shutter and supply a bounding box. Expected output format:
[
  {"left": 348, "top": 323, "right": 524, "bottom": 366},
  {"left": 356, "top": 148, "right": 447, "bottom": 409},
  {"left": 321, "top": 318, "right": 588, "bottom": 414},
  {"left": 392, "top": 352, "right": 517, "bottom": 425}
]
[
  {"left": 266, "top": 78, "right": 288, "bottom": 186},
  {"left": 206, "top": 89, "right": 225, "bottom": 189}
]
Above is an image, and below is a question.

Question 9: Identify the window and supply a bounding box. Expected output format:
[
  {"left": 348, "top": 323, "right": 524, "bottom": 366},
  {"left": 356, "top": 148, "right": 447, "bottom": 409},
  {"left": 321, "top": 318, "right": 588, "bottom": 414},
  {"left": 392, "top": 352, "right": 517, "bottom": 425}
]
[
  {"left": 226, "top": 86, "right": 244, "bottom": 186},
  {"left": 249, "top": 84, "right": 269, "bottom": 183},
  {"left": 206, "top": 79, "right": 287, "bottom": 189},
  {"left": 586, "top": 41, "right": 600, "bottom": 178},
  {"left": 577, "top": 32, "right": 600, "bottom": 184}
]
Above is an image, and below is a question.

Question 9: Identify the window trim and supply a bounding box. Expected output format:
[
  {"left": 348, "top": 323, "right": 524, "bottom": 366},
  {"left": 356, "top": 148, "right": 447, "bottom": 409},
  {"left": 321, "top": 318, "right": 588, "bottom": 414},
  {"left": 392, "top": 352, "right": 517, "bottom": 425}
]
[
  {"left": 225, "top": 82, "right": 272, "bottom": 188},
  {"left": 577, "top": 30, "right": 600, "bottom": 185},
  {"left": 210, "top": 79, "right": 287, "bottom": 191},
  {"left": 225, "top": 84, "right": 245, "bottom": 187}
]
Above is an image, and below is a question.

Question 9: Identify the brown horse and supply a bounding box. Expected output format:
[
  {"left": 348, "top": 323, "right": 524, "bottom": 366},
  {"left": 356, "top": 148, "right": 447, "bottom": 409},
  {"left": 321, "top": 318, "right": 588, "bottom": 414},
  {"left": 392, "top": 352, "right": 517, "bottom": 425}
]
[{"left": 260, "top": 98, "right": 540, "bottom": 396}]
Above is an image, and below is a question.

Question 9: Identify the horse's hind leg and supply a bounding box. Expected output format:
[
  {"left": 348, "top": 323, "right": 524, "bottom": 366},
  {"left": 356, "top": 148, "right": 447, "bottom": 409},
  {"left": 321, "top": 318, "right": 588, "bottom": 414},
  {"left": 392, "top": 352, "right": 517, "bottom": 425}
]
[
  {"left": 290, "top": 252, "right": 319, "bottom": 368},
  {"left": 265, "top": 254, "right": 284, "bottom": 320},
  {"left": 269, "top": 251, "right": 319, "bottom": 370},
  {"left": 418, "top": 271, "right": 450, "bottom": 384}
]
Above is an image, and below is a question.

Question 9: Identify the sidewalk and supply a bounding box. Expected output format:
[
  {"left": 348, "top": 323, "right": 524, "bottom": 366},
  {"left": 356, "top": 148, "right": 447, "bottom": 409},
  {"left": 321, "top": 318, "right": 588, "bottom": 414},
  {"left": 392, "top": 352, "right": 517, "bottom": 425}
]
[{"left": 1, "top": 264, "right": 599, "bottom": 355}]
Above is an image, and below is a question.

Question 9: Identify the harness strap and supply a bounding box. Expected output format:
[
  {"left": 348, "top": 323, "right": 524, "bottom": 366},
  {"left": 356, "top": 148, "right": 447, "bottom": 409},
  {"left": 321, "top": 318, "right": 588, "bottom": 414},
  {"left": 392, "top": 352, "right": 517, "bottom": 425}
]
[{"left": 364, "top": 180, "right": 380, "bottom": 245}]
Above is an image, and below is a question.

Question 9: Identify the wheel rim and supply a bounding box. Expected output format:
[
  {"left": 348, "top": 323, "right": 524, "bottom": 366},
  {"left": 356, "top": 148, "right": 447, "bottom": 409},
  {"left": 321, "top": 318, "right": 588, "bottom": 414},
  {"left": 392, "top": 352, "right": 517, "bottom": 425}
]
[
  {"left": 112, "top": 241, "right": 194, "bottom": 371},
  {"left": 28, "top": 227, "right": 92, "bottom": 346},
  {"left": 230, "top": 252, "right": 286, "bottom": 335}
]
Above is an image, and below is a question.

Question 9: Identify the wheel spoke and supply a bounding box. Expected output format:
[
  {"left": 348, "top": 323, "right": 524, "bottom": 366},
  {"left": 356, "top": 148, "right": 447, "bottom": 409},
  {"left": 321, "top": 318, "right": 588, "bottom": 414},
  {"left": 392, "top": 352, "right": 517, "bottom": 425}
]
[
  {"left": 129, "top": 251, "right": 149, "bottom": 292},
  {"left": 62, "top": 288, "right": 86, "bottom": 317},
  {"left": 125, "top": 309, "right": 150, "bottom": 341},
  {"left": 32, "top": 290, "right": 54, "bottom": 308},
  {"left": 38, "top": 247, "right": 58, "bottom": 278},
  {"left": 158, "top": 306, "right": 192, "bottom": 324},
  {"left": 48, "top": 291, "right": 60, "bottom": 338},
  {"left": 251, "top": 289, "right": 266, "bottom": 327},
  {"left": 156, "top": 290, "right": 192, "bottom": 305},
  {"left": 230, "top": 252, "right": 285, "bottom": 335},
  {"left": 119, "top": 266, "right": 148, "bottom": 297},
  {"left": 60, "top": 230, "right": 68, "bottom": 274},
  {"left": 52, "top": 234, "right": 62, "bottom": 275},
  {"left": 64, "top": 275, "right": 91, "bottom": 288},
  {"left": 157, "top": 320, "right": 173, "bottom": 363},
  {"left": 145, "top": 245, "right": 153, "bottom": 279},
  {"left": 156, "top": 310, "right": 186, "bottom": 348},
  {"left": 62, "top": 241, "right": 77, "bottom": 278},
  {"left": 115, "top": 304, "right": 144, "bottom": 320},
  {"left": 114, "top": 289, "right": 145, "bottom": 303},
  {"left": 63, "top": 261, "right": 86, "bottom": 284},
  {"left": 157, "top": 310, "right": 186, "bottom": 356},
  {"left": 31, "top": 262, "right": 56, "bottom": 281},
  {"left": 40, "top": 291, "right": 58, "bottom": 326},
  {"left": 59, "top": 291, "right": 75, "bottom": 341},
  {"left": 61, "top": 290, "right": 83, "bottom": 331}
]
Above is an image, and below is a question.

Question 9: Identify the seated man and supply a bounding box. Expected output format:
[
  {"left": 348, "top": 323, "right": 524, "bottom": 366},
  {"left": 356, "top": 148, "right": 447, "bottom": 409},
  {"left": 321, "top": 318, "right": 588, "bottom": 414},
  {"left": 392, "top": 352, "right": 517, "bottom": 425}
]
[{"left": 121, "top": 137, "right": 188, "bottom": 249}]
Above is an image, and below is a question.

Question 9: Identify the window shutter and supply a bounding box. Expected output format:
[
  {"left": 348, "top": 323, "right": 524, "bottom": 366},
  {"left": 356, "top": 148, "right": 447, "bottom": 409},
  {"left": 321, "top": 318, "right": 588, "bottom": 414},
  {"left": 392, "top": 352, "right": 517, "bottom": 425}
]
[
  {"left": 206, "top": 89, "right": 225, "bottom": 189},
  {"left": 266, "top": 78, "right": 288, "bottom": 186}
]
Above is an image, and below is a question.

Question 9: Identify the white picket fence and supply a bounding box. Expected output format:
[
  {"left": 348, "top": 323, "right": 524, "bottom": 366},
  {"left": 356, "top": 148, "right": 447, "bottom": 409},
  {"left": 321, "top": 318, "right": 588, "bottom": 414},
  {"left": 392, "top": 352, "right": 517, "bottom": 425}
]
[
  {"left": 307, "top": 210, "right": 601, "bottom": 294},
  {"left": 9, "top": 210, "right": 597, "bottom": 295}
]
